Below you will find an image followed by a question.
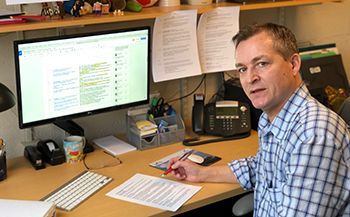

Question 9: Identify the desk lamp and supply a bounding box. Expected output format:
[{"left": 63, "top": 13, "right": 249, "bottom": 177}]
[
  {"left": 0, "top": 82, "right": 15, "bottom": 181},
  {"left": 0, "top": 83, "right": 15, "bottom": 112}
]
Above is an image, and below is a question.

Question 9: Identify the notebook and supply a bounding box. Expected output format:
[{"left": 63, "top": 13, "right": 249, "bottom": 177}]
[
  {"left": 92, "top": 135, "right": 136, "bottom": 156},
  {"left": 0, "top": 199, "right": 55, "bottom": 217}
]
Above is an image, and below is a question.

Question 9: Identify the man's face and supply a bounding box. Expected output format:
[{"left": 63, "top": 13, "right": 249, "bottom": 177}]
[{"left": 235, "top": 32, "right": 299, "bottom": 119}]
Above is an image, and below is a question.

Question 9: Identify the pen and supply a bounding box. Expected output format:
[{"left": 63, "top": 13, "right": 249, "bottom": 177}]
[{"left": 162, "top": 150, "right": 194, "bottom": 177}]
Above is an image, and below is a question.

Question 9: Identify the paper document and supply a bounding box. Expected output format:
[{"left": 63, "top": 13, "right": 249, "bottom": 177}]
[
  {"left": 106, "top": 173, "right": 202, "bottom": 212},
  {"left": 92, "top": 135, "right": 136, "bottom": 156},
  {"left": 152, "top": 7, "right": 240, "bottom": 82},
  {"left": 197, "top": 7, "right": 240, "bottom": 73},
  {"left": 152, "top": 10, "right": 202, "bottom": 82},
  {"left": 149, "top": 148, "right": 221, "bottom": 171}
]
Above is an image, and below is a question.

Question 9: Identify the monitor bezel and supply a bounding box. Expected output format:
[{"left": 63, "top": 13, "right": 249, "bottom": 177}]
[{"left": 14, "top": 26, "right": 151, "bottom": 129}]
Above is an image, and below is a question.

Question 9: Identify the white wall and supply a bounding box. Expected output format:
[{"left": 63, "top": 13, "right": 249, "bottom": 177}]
[
  {"left": 286, "top": 1, "right": 350, "bottom": 80},
  {"left": 0, "top": 4, "right": 30, "bottom": 158},
  {"left": 0, "top": 1, "right": 349, "bottom": 158}
]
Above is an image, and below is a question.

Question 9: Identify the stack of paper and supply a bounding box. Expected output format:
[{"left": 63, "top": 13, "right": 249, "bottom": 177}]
[
  {"left": 92, "top": 135, "right": 136, "bottom": 156},
  {"left": 0, "top": 199, "right": 55, "bottom": 217},
  {"left": 135, "top": 120, "right": 158, "bottom": 136},
  {"left": 299, "top": 44, "right": 339, "bottom": 60}
]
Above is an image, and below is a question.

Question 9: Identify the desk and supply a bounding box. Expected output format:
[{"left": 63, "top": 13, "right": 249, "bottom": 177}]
[{"left": 0, "top": 131, "right": 258, "bottom": 217}]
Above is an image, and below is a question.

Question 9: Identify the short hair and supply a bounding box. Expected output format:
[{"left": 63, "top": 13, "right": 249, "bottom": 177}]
[{"left": 232, "top": 23, "right": 298, "bottom": 60}]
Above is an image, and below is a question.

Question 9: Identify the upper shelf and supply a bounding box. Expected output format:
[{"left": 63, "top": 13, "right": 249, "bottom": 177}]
[{"left": 0, "top": 0, "right": 339, "bottom": 34}]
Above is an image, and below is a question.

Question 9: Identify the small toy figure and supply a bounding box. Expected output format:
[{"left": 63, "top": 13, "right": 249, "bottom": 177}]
[
  {"left": 93, "top": 1, "right": 102, "bottom": 15},
  {"left": 100, "top": 0, "right": 110, "bottom": 14},
  {"left": 80, "top": 2, "right": 93, "bottom": 15},
  {"left": 71, "top": 0, "right": 85, "bottom": 17},
  {"left": 41, "top": 3, "right": 54, "bottom": 17},
  {"left": 56, "top": 1, "right": 66, "bottom": 19}
]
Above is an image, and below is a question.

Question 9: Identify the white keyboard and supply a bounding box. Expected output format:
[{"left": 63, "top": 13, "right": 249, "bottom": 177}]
[{"left": 41, "top": 170, "right": 112, "bottom": 211}]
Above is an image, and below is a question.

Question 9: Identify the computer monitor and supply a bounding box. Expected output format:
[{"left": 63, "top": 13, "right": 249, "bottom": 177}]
[{"left": 14, "top": 27, "right": 150, "bottom": 134}]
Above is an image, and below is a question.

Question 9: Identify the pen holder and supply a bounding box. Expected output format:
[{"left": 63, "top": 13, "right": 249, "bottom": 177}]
[
  {"left": 0, "top": 151, "right": 7, "bottom": 181},
  {"left": 127, "top": 114, "right": 185, "bottom": 150}
]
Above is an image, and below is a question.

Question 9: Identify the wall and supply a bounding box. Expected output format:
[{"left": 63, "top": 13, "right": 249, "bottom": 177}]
[
  {"left": 0, "top": 1, "right": 348, "bottom": 158},
  {"left": 0, "top": 2, "right": 30, "bottom": 158},
  {"left": 286, "top": 1, "right": 350, "bottom": 80}
]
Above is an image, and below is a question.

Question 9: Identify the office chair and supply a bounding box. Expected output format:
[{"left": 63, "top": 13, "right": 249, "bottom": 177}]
[
  {"left": 231, "top": 191, "right": 254, "bottom": 217},
  {"left": 338, "top": 96, "right": 350, "bottom": 125}
]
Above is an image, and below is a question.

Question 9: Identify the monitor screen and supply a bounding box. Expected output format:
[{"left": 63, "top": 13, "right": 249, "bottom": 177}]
[{"left": 14, "top": 27, "right": 150, "bottom": 129}]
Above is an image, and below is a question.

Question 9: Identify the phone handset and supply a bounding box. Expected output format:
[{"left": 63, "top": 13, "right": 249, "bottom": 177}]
[{"left": 192, "top": 94, "right": 205, "bottom": 134}]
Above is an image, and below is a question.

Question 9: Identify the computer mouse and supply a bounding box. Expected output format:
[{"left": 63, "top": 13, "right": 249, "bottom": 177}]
[{"left": 188, "top": 154, "right": 204, "bottom": 164}]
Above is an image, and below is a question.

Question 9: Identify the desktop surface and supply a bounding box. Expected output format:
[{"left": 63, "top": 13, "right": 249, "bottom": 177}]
[{"left": 0, "top": 131, "right": 258, "bottom": 217}]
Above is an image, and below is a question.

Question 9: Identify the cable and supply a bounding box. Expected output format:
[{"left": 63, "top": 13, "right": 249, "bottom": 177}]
[
  {"left": 206, "top": 72, "right": 226, "bottom": 104},
  {"left": 224, "top": 71, "right": 236, "bottom": 80},
  {"left": 182, "top": 132, "right": 251, "bottom": 146},
  {"left": 166, "top": 74, "right": 206, "bottom": 104}
]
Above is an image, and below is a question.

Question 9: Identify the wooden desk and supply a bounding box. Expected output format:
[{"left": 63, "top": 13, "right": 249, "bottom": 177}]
[{"left": 0, "top": 131, "right": 258, "bottom": 217}]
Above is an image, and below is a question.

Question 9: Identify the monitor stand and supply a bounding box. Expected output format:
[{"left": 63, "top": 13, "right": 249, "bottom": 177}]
[{"left": 54, "top": 120, "right": 94, "bottom": 153}]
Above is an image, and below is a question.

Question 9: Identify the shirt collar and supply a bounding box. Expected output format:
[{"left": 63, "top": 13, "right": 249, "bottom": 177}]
[{"left": 259, "top": 83, "right": 310, "bottom": 138}]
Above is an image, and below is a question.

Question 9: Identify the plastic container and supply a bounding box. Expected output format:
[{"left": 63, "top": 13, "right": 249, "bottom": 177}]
[{"left": 127, "top": 114, "right": 185, "bottom": 150}]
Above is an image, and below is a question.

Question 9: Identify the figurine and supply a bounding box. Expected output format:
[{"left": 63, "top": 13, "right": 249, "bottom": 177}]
[
  {"left": 80, "top": 2, "right": 93, "bottom": 15},
  {"left": 71, "top": 0, "right": 85, "bottom": 17},
  {"left": 41, "top": 3, "right": 54, "bottom": 17},
  {"left": 93, "top": 1, "right": 102, "bottom": 15},
  {"left": 56, "top": 1, "right": 66, "bottom": 19}
]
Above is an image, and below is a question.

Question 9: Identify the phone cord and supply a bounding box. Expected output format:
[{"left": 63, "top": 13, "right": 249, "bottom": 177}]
[{"left": 182, "top": 132, "right": 251, "bottom": 146}]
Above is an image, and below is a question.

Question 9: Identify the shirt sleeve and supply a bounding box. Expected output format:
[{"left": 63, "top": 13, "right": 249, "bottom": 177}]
[
  {"left": 277, "top": 135, "right": 350, "bottom": 216},
  {"left": 228, "top": 156, "right": 257, "bottom": 190}
]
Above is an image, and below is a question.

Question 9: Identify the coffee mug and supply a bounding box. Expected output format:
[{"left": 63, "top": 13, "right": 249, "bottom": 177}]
[{"left": 63, "top": 136, "right": 85, "bottom": 164}]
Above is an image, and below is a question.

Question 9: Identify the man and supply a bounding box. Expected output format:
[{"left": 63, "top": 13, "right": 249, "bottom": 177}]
[{"left": 168, "top": 23, "right": 350, "bottom": 216}]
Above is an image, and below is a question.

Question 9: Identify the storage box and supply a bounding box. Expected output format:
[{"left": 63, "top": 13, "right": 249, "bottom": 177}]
[
  {"left": 127, "top": 114, "right": 185, "bottom": 150},
  {"left": 300, "top": 54, "right": 349, "bottom": 106}
]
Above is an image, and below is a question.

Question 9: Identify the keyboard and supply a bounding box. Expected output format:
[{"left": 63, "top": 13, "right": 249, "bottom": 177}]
[{"left": 41, "top": 170, "right": 113, "bottom": 211}]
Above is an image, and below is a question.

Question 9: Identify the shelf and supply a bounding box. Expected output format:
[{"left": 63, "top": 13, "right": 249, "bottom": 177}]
[{"left": 0, "top": 0, "right": 338, "bottom": 34}]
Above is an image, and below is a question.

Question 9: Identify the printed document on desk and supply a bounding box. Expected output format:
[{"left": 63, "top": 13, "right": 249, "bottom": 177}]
[
  {"left": 106, "top": 173, "right": 202, "bottom": 212},
  {"left": 152, "top": 7, "right": 240, "bottom": 82}
]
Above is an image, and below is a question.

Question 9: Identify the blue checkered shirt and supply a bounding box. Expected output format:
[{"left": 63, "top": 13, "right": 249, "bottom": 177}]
[{"left": 229, "top": 84, "right": 350, "bottom": 216}]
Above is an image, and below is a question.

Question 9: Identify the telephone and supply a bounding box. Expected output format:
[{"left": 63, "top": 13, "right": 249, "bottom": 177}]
[
  {"left": 192, "top": 94, "right": 205, "bottom": 134},
  {"left": 192, "top": 99, "right": 251, "bottom": 137}
]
